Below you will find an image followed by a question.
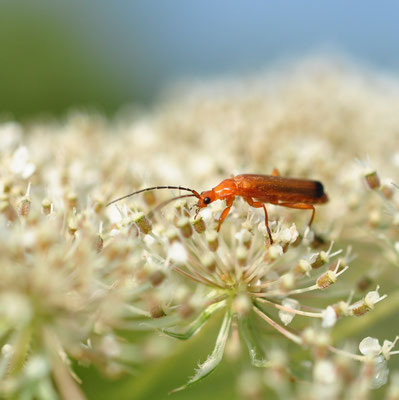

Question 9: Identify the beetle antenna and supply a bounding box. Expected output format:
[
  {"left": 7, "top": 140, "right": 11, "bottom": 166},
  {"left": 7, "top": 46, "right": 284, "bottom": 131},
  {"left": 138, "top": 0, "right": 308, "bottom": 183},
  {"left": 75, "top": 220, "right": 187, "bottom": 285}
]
[
  {"left": 148, "top": 194, "right": 198, "bottom": 216},
  {"left": 106, "top": 186, "right": 200, "bottom": 207}
]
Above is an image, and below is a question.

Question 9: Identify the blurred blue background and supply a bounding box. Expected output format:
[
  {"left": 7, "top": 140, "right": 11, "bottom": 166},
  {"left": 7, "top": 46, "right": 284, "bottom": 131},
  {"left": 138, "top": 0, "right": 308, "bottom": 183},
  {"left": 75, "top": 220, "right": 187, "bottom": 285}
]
[{"left": 1, "top": 0, "right": 398, "bottom": 119}]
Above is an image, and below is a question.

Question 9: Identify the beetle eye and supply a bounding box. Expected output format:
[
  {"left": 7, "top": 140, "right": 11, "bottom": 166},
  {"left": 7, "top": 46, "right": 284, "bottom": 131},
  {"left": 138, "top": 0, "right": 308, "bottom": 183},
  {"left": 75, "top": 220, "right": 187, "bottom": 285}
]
[{"left": 204, "top": 197, "right": 211, "bottom": 204}]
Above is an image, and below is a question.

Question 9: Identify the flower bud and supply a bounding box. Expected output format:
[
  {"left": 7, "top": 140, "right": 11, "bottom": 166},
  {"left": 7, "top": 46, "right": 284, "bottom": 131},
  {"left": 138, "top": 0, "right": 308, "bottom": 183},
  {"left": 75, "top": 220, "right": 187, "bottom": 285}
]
[
  {"left": 177, "top": 217, "right": 192, "bottom": 238},
  {"left": 143, "top": 190, "right": 156, "bottom": 206},
  {"left": 149, "top": 270, "right": 166, "bottom": 287},
  {"left": 192, "top": 216, "right": 206, "bottom": 233},
  {"left": 67, "top": 191, "right": 78, "bottom": 209},
  {"left": 312, "top": 251, "right": 330, "bottom": 269},
  {"left": 279, "top": 273, "right": 295, "bottom": 292},
  {"left": 236, "top": 245, "right": 248, "bottom": 266},
  {"left": 317, "top": 270, "right": 337, "bottom": 289},
  {"left": 17, "top": 197, "right": 31, "bottom": 217},
  {"left": 206, "top": 231, "right": 219, "bottom": 251},
  {"left": 365, "top": 170, "right": 380, "bottom": 190},
  {"left": 41, "top": 198, "right": 52, "bottom": 215},
  {"left": 202, "top": 254, "right": 216, "bottom": 272},
  {"left": 295, "top": 259, "right": 312, "bottom": 275},
  {"left": 278, "top": 298, "right": 299, "bottom": 326},
  {"left": 0, "top": 201, "right": 17, "bottom": 221},
  {"left": 68, "top": 216, "right": 78, "bottom": 235},
  {"left": 268, "top": 244, "right": 283, "bottom": 260},
  {"left": 93, "top": 235, "right": 104, "bottom": 253},
  {"left": 233, "top": 294, "right": 252, "bottom": 316},
  {"left": 133, "top": 212, "right": 152, "bottom": 234}
]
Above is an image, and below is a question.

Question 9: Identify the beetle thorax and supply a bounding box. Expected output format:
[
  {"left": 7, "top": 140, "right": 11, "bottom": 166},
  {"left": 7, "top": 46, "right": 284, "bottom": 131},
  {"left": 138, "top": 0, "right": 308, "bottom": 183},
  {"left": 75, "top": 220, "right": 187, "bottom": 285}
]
[{"left": 212, "top": 178, "right": 237, "bottom": 199}]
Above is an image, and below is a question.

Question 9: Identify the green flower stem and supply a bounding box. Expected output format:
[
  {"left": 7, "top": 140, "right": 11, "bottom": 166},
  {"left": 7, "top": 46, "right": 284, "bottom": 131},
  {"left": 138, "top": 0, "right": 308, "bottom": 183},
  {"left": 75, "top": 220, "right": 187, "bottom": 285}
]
[{"left": 163, "top": 300, "right": 226, "bottom": 340}]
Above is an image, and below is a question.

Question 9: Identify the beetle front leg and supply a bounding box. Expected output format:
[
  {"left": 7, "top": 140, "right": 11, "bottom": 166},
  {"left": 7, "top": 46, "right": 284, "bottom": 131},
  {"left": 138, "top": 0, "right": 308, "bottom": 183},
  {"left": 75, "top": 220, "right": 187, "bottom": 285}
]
[{"left": 217, "top": 197, "right": 234, "bottom": 232}]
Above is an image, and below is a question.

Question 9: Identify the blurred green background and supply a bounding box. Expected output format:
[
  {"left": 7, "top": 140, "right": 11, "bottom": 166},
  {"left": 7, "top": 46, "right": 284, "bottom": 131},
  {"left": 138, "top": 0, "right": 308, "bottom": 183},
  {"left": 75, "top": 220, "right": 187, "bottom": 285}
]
[{"left": 1, "top": 0, "right": 399, "bottom": 120}]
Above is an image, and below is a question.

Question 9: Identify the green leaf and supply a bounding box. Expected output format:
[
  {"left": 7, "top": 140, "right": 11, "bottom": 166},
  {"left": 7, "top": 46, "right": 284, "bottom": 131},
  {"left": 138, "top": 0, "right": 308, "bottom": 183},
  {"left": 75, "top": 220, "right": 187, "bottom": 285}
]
[
  {"left": 238, "top": 315, "right": 271, "bottom": 368},
  {"left": 163, "top": 300, "right": 226, "bottom": 340},
  {"left": 171, "top": 308, "right": 232, "bottom": 393}
]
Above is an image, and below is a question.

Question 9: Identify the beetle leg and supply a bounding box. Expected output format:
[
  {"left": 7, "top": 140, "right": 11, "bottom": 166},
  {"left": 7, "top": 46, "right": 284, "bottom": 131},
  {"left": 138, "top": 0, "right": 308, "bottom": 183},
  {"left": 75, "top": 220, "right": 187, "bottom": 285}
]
[
  {"left": 245, "top": 197, "right": 273, "bottom": 244},
  {"left": 275, "top": 202, "right": 316, "bottom": 227},
  {"left": 217, "top": 197, "right": 235, "bottom": 232},
  {"left": 271, "top": 168, "right": 280, "bottom": 177}
]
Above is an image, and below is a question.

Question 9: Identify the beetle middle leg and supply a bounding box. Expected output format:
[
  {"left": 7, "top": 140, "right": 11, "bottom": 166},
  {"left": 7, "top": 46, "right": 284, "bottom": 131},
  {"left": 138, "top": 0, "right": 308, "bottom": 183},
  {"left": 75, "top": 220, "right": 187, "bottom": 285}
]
[{"left": 245, "top": 197, "right": 273, "bottom": 244}]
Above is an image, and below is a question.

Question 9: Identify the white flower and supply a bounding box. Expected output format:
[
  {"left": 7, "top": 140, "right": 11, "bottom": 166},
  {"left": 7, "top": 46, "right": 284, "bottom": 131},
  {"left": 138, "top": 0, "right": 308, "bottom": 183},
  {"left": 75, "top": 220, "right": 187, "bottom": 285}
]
[
  {"left": 10, "top": 146, "right": 36, "bottom": 178},
  {"left": 24, "top": 356, "right": 49, "bottom": 380},
  {"left": 168, "top": 241, "right": 188, "bottom": 265},
  {"left": 359, "top": 337, "right": 382, "bottom": 357},
  {"left": 268, "top": 244, "right": 283, "bottom": 259},
  {"left": 364, "top": 286, "right": 387, "bottom": 309},
  {"left": 313, "top": 359, "right": 337, "bottom": 384},
  {"left": 359, "top": 336, "right": 399, "bottom": 361},
  {"left": 0, "top": 122, "right": 22, "bottom": 150},
  {"left": 278, "top": 298, "right": 299, "bottom": 326},
  {"left": 322, "top": 306, "right": 337, "bottom": 328},
  {"left": 370, "top": 356, "right": 389, "bottom": 389},
  {"left": 278, "top": 224, "right": 299, "bottom": 244}
]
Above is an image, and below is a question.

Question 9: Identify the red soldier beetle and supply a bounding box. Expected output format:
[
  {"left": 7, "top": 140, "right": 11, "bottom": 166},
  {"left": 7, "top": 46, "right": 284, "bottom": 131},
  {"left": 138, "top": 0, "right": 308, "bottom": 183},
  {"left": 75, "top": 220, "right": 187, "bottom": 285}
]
[{"left": 107, "top": 170, "right": 328, "bottom": 244}]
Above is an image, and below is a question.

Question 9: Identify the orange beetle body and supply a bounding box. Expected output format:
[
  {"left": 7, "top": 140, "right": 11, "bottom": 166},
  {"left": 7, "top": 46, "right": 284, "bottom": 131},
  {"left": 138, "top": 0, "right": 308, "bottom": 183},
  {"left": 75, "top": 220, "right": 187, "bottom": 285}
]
[
  {"left": 107, "top": 171, "right": 328, "bottom": 244},
  {"left": 197, "top": 173, "right": 328, "bottom": 243}
]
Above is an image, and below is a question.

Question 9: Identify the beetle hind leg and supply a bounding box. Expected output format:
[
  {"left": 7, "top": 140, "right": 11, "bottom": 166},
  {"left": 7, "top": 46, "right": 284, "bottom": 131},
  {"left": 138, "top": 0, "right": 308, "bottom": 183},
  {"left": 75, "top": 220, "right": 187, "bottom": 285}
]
[{"left": 275, "top": 202, "right": 316, "bottom": 227}]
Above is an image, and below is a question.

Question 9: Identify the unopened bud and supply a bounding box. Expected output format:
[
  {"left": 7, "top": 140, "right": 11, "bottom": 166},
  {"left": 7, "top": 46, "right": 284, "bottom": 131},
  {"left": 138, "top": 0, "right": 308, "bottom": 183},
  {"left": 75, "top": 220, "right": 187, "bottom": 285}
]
[
  {"left": 310, "top": 233, "right": 326, "bottom": 249},
  {"left": 380, "top": 184, "right": 393, "bottom": 199},
  {"left": 202, "top": 254, "right": 216, "bottom": 272},
  {"left": 317, "top": 270, "right": 337, "bottom": 289},
  {"left": 206, "top": 231, "right": 219, "bottom": 251},
  {"left": 268, "top": 244, "right": 283, "bottom": 260},
  {"left": 0, "top": 201, "right": 17, "bottom": 221},
  {"left": 350, "top": 300, "right": 369, "bottom": 316},
  {"left": 365, "top": 171, "right": 380, "bottom": 190},
  {"left": 149, "top": 270, "right": 166, "bottom": 287},
  {"left": 279, "top": 273, "right": 295, "bottom": 291},
  {"left": 68, "top": 216, "right": 78, "bottom": 235},
  {"left": 149, "top": 303, "right": 165, "bottom": 319},
  {"left": 295, "top": 259, "right": 312, "bottom": 275},
  {"left": 177, "top": 217, "right": 192, "bottom": 238},
  {"left": 67, "top": 191, "right": 78, "bottom": 209},
  {"left": 41, "top": 198, "right": 52, "bottom": 215},
  {"left": 93, "top": 235, "right": 103, "bottom": 253},
  {"left": 192, "top": 216, "right": 206, "bottom": 234},
  {"left": 143, "top": 191, "right": 156, "bottom": 206},
  {"left": 18, "top": 197, "right": 31, "bottom": 217},
  {"left": 166, "top": 229, "right": 178, "bottom": 243},
  {"left": 133, "top": 212, "right": 152, "bottom": 234},
  {"left": 312, "top": 250, "right": 330, "bottom": 269},
  {"left": 233, "top": 294, "right": 252, "bottom": 316},
  {"left": 332, "top": 301, "right": 350, "bottom": 318},
  {"left": 93, "top": 198, "right": 104, "bottom": 213},
  {"left": 357, "top": 276, "right": 373, "bottom": 292},
  {"left": 236, "top": 245, "right": 247, "bottom": 266},
  {"left": 179, "top": 303, "right": 195, "bottom": 319},
  {"left": 368, "top": 209, "right": 381, "bottom": 227}
]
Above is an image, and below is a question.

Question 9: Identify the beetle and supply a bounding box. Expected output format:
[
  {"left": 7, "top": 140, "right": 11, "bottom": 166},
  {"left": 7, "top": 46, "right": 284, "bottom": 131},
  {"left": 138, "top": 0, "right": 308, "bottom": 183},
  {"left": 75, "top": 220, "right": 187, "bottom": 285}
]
[{"left": 107, "top": 170, "right": 328, "bottom": 244}]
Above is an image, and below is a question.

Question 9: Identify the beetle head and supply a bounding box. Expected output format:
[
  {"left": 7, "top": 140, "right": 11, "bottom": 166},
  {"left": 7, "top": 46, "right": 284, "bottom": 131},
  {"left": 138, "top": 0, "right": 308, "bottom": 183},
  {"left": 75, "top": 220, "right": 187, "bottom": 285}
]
[{"left": 196, "top": 190, "right": 216, "bottom": 208}]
